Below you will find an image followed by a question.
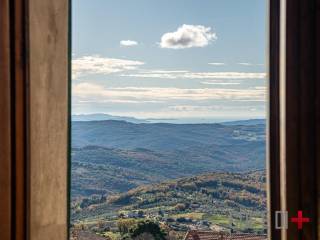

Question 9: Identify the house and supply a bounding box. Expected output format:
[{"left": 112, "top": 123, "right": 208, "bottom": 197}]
[
  {"left": 184, "top": 230, "right": 267, "bottom": 240},
  {"left": 71, "top": 230, "right": 107, "bottom": 240}
]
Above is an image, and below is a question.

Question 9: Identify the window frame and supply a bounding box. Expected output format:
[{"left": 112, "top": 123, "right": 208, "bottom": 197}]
[{"left": 1, "top": 0, "right": 320, "bottom": 239}]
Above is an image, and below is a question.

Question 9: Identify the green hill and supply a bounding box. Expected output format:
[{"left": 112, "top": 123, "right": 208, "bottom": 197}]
[
  {"left": 72, "top": 171, "right": 266, "bottom": 234},
  {"left": 107, "top": 171, "right": 266, "bottom": 213}
]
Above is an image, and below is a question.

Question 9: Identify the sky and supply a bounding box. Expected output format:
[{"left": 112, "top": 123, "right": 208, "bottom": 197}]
[{"left": 72, "top": 0, "right": 267, "bottom": 122}]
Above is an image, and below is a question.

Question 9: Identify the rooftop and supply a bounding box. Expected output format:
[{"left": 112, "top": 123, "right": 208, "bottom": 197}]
[
  {"left": 70, "top": 230, "right": 106, "bottom": 240},
  {"left": 184, "top": 231, "right": 267, "bottom": 240}
]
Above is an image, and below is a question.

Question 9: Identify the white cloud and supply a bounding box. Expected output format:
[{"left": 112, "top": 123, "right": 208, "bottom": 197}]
[
  {"left": 73, "top": 83, "right": 265, "bottom": 103},
  {"left": 120, "top": 40, "right": 138, "bottom": 47},
  {"left": 201, "top": 80, "right": 241, "bottom": 85},
  {"left": 76, "top": 99, "right": 161, "bottom": 104},
  {"left": 72, "top": 55, "right": 266, "bottom": 81},
  {"left": 167, "top": 105, "right": 259, "bottom": 112},
  {"left": 103, "top": 110, "right": 264, "bottom": 120},
  {"left": 139, "top": 70, "right": 189, "bottom": 74},
  {"left": 72, "top": 83, "right": 266, "bottom": 118},
  {"left": 160, "top": 24, "right": 217, "bottom": 49},
  {"left": 254, "top": 86, "right": 267, "bottom": 90},
  {"left": 121, "top": 71, "right": 266, "bottom": 79},
  {"left": 238, "top": 62, "right": 253, "bottom": 66},
  {"left": 208, "top": 62, "right": 225, "bottom": 66},
  {"left": 72, "top": 55, "right": 144, "bottom": 79},
  {"left": 238, "top": 62, "right": 265, "bottom": 66},
  {"left": 168, "top": 105, "right": 223, "bottom": 111}
]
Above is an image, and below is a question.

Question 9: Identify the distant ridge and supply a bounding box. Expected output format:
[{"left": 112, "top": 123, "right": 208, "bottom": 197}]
[
  {"left": 72, "top": 113, "right": 148, "bottom": 123},
  {"left": 72, "top": 113, "right": 265, "bottom": 125},
  {"left": 71, "top": 119, "right": 266, "bottom": 198},
  {"left": 220, "top": 119, "right": 265, "bottom": 126}
]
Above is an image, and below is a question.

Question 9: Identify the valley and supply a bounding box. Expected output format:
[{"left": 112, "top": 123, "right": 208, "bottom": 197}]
[{"left": 70, "top": 119, "right": 267, "bottom": 239}]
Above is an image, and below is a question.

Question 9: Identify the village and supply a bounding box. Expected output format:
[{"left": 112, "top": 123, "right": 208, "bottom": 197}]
[{"left": 71, "top": 204, "right": 267, "bottom": 240}]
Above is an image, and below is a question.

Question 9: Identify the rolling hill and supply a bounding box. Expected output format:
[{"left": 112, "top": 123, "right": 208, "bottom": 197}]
[
  {"left": 71, "top": 120, "right": 266, "bottom": 199},
  {"left": 71, "top": 119, "right": 267, "bottom": 236},
  {"left": 71, "top": 171, "right": 267, "bottom": 234},
  {"left": 72, "top": 120, "right": 265, "bottom": 151}
]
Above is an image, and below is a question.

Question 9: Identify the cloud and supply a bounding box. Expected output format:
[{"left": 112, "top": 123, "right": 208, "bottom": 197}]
[
  {"left": 167, "top": 105, "right": 260, "bottom": 112},
  {"left": 201, "top": 80, "right": 241, "bottom": 85},
  {"left": 73, "top": 83, "right": 266, "bottom": 119},
  {"left": 72, "top": 55, "right": 266, "bottom": 81},
  {"left": 238, "top": 62, "right": 253, "bottom": 66},
  {"left": 76, "top": 99, "right": 160, "bottom": 104},
  {"left": 160, "top": 24, "right": 217, "bottom": 49},
  {"left": 139, "top": 70, "right": 189, "bottom": 74},
  {"left": 102, "top": 109, "right": 265, "bottom": 120},
  {"left": 168, "top": 105, "right": 223, "bottom": 111},
  {"left": 73, "top": 83, "right": 265, "bottom": 103},
  {"left": 238, "top": 62, "right": 265, "bottom": 66},
  {"left": 208, "top": 62, "right": 225, "bottom": 66},
  {"left": 254, "top": 86, "right": 267, "bottom": 90},
  {"left": 120, "top": 40, "right": 138, "bottom": 47},
  {"left": 72, "top": 55, "right": 144, "bottom": 79},
  {"left": 121, "top": 71, "right": 266, "bottom": 79},
  {"left": 231, "top": 99, "right": 265, "bottom": 102}
]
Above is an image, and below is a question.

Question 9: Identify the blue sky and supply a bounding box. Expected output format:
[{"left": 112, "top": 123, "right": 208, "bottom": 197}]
[{"left": 72, "top": 0, "right": 267, "bottom": 122}]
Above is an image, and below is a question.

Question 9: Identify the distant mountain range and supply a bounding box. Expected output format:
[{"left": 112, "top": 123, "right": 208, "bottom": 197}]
[
  {"left": 221, "top": 119, "right": 265, "bottom": 126},
  {"left": 72, "top": 113, "right": 149, "bottom": 123},
  {"left": 71, "top": 120, "right": 266, "bottom": 198},
  {"left": 72, "top": 113, "right": 265, "bottom": 125}
]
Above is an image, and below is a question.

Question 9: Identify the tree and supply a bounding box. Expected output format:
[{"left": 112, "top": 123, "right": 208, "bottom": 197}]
[
  {"left": 129, "top": 220, "right": 166, "bottom": 240},
  {"left": 118, "top": 219, "right": 137, "bottom": 234},
  {"left": 174, "top": 203, "right": 186, "bottom": 211},
  {"left": 137, "top": 210, "right": 144, "bottom": 218}
]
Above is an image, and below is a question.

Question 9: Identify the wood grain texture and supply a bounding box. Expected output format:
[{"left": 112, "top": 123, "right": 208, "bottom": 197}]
[
  {"left": 28, "top": 0, "right": 69, "bottom": 239},
  {"left": 0, "top": 0, "right": 12, "bottom": 239},
  {"left": 267, "top": 0, "right": 281, "bottom": 239},
  {"left": 316, "top": 0, "right": 320, "bottom": 238},
  {"left": 281, "top": 0, "right": 319, "bottom": 239},
  {"left": 13, "top": 0, "right": 28, "bottom": 239}
]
